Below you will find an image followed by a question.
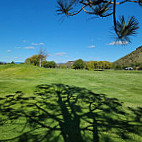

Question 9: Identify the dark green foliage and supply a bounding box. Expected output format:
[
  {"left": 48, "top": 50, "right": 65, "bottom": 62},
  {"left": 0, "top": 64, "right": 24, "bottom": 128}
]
[
  {"left": 11, "top": 61, "right": 15, "bottom": 64},
  {"left": 89, "top": 1, "right": 112, "bottom": 17},
  {"left": 0, "top": 84, "right": 142, "bottom": 142},
  {"left": 72, "top": 59, "right": 86, "bottom": 69},
  {"left": 42, "top": 61, "right": 57, "bottom": 68},
  {"left": 116, "top": 16, "right": 139, "bottom": 42},
  {"left": 113, "top": 64, "right": 122, "bottom": 70},
  {"left": 57, "top": 0, "right": 77, "bottom": 16},
  {"left": 138, "top": 64, "right": 142, "bottom": 70}
]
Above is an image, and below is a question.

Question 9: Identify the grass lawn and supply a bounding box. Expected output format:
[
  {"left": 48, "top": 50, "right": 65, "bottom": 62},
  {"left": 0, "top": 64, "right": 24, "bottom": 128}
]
[{"left": 0, "top": 64, "right": 142, "bottom": 142}]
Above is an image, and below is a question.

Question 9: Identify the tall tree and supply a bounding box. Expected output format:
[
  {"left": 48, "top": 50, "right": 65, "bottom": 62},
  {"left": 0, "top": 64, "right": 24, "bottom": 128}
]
[
  {"left": 57, "top": 0, "right": 140, "bottom": 43},
  {"left": 38, "top": 48, "right": 48, "bottom": 67},
  {"left": 25, "top": 54, "right": 46, "bottom": 66}
]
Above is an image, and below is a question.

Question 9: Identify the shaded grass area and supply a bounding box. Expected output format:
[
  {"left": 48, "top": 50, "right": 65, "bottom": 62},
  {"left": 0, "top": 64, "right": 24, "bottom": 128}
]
[
  {"left": 0, "top": 64, "right": 142, "bottom": 141},
  {"left": 0, "top": 84, "right": 142, "bottom": 142}
]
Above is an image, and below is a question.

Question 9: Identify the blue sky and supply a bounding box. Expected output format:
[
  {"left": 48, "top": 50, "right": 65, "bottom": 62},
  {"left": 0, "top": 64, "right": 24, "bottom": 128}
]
[{"left": 0, "top": 0, "right": 142, "bottom": 63}]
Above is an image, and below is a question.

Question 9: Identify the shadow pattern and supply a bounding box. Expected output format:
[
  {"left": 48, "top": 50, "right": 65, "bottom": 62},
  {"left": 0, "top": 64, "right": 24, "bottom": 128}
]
[{"left": 0, "top": 84, "right": 142, "bottom": 142}]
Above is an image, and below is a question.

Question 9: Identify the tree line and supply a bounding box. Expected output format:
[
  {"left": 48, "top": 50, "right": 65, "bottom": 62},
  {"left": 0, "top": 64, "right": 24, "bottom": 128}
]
[
  {"left": 113, "top": 62, "right": 142, "bottom": 70},
  {"left": 2, "top": 55, "right": 142, "bottom": 70},
  {"left": 25, "top": 55, "right": 113, "bottom": 71}
]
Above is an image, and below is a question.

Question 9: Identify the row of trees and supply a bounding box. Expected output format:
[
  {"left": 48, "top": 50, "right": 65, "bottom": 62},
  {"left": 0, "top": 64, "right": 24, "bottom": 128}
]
[
  {"left": 113, "top": 63, "right": 142, "bottom": 70},
  {"left": 25, "top": 56, "right": 112, "bottom": 70},
  {"left": 0, "top": 62, "right": 7, "bottom": 65},
  {"left": 72, "top": 59, "right": 112, "bottom": 70},
  {"left": 86, "top": 61, "right": 112, "bottom": 71},
  {"left": 0, "top": 61, "right": 19, "bottom": 65},
  {"left": 25, "top": 55, "right": 142, "bottom": 70}
]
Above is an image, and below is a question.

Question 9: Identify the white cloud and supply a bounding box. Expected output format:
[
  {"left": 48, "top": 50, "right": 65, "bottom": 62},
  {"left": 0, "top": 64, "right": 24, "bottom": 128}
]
[
  {"left": 54, "top": 52, "right": 67, "bottom": 56},
  {"left": 24, "top": 46, "right": 35, "bottom": 49},
  {"left": 88, "top": 45, "right": 95, "bottom": 48},
  {"left": 39, "top": 43, "right": 44, "bottom": 45},
  {"left": 7, "top": 50, "right": 12, "bottom": 53},
  {"left": 31, "top": 42, "right": 45, "bottom": 46},
  {"left": 108, "top": 41, "right": 128, "bottom": 45}
]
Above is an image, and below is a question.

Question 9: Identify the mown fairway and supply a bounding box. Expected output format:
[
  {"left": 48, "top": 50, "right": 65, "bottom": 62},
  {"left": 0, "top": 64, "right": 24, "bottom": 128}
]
[
  {"left": 0, "top": 64, "right": 142, "bottom": 142},
  {"left": 0, "top": 64, "right": 142, "bottom": 107}
]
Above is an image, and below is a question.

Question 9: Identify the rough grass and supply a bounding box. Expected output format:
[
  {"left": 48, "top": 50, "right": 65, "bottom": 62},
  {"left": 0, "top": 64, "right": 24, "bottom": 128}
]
[{"left": 0, "top": 64, "right": 142, "bottom": 142}]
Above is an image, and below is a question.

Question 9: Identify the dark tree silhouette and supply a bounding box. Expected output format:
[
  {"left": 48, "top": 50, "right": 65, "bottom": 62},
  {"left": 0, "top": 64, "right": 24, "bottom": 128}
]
[
  {"left": 56, "top": 0, "right": 141, "bottom": 43},
  {"left": 0, "top": 84, "right": 142, "bottom": 142}
]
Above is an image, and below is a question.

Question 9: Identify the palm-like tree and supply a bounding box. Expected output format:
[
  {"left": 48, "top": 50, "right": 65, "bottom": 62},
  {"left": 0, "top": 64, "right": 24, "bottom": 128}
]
[
  {"left": 115, "top": 16, "right": 139, "bottom": 43},
  {"left": 57, "top": 0, "right": 141, "bottom": 43}
]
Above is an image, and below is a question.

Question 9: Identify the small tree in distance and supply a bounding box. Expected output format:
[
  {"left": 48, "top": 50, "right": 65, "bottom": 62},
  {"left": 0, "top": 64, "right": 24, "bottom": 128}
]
[
  {"left": 42, "top": 61, "right": 57, "bottom": 68},
  {"left": 11, "top": 61, "right": 15, "bottom": 64},
  {"left": 72, "top": 59, "right": 86, "bottom": 69},
  {"left": 57, "top": 0, "right": 140, "bottom": 43},
  {"left": 25, "top": 54, "right": 46, "bottom": 66}
]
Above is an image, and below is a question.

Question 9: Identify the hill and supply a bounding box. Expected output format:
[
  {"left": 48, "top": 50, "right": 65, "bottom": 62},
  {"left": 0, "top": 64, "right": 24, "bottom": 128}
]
[{"left": 114, "top": 46, "right": 142, "bottom": 68}]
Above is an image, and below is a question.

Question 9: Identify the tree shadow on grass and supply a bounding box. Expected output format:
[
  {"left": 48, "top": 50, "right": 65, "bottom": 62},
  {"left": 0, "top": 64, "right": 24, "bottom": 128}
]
[{"left": 0, "top": 84, "right": 142, "bottom": 142}]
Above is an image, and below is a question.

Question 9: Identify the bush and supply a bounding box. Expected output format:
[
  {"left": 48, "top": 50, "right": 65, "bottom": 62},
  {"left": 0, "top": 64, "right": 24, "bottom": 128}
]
[
  {"left": 11, "top": 61, "right": 15, "bottom": 64},
  {"left": 42, "top": 61, "right": 57, "bottom": 68},
  {"left": 72, "top": 59, "right": 86, "bottom": 69},
  {"left": 113, "top": 64, "right": 123, "bottom": 70},
  {"left": 138, "top": 64, "right": 142, "bottom": 70}
]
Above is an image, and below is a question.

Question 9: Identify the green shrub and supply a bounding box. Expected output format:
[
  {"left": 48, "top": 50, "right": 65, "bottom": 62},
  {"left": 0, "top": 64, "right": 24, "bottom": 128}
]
[
  {"left": 114, "top": 64, "right": 123, "bottom": 70},
  {"left": 42, "top": 61, "right": 57, "bottom": 68},
  {"left": 72, "top": 59, "right": 86, "bottom": 69}
]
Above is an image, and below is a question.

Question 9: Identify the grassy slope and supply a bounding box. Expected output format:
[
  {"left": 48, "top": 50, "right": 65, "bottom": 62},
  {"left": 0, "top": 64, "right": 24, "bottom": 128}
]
[
  {"left": 0, "top": 64, "right": 142, "bottom": 141},
  {"left": 114, "top": 46, "right": 142, "bottom": 66},
  {"left": 0, "top": 64, "right": 142, "bottom": 107}
]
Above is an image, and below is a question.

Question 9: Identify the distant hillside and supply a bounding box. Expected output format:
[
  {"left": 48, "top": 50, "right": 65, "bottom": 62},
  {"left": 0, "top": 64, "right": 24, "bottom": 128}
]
[{"left": 114, "top": 46, "right": 142, "bottom": 67}]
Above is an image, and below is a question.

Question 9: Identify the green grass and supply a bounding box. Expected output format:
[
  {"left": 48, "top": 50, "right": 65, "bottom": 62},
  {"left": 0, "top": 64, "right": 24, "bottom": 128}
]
[
  {"left": 0, "top": 64, "right": 142, "bottom": 107},
  {"left": 0, "top": 64, "right": 142, "bottom": 142}
]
